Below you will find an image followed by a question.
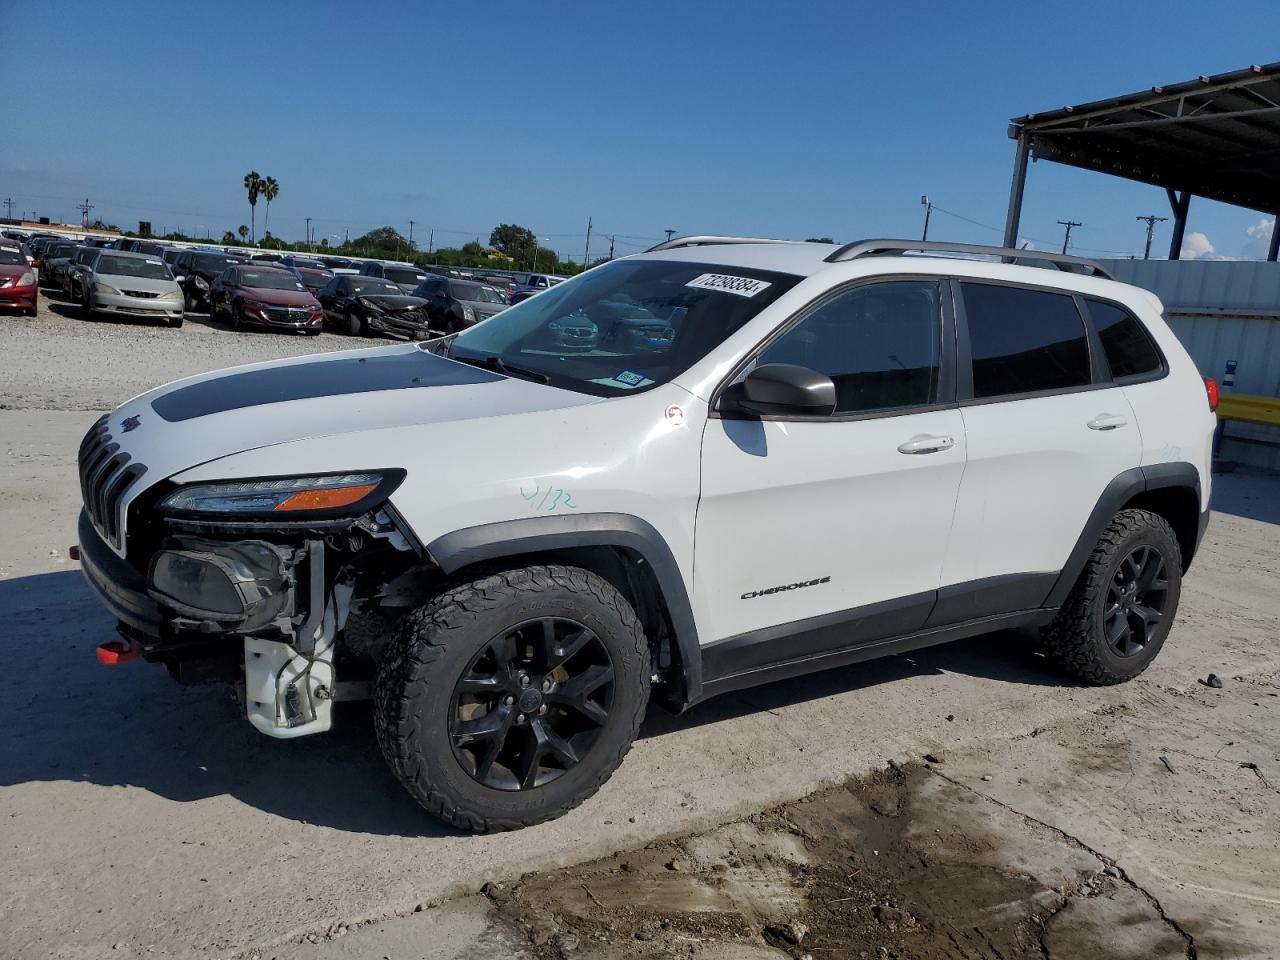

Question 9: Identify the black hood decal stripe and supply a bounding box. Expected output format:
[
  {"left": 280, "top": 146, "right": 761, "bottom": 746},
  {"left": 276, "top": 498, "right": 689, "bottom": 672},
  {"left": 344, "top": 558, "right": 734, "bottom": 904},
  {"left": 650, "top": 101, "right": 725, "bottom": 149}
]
[{"left": 151, "top": 350, "right": 501, "bottom": 422}]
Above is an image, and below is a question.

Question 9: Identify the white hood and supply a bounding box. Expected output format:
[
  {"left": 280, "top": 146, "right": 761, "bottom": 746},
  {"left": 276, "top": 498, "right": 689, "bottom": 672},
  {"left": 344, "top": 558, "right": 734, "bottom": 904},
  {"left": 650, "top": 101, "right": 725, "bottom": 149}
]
[{"left": 96, "top": 343, "right": 598, "bottom": 551}]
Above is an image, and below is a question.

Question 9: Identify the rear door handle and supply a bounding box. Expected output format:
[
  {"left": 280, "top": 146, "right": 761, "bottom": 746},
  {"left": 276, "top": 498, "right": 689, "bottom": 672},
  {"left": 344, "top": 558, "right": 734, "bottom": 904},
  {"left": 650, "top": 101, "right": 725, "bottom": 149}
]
[
  {"left": 898, "top": 434, "right": 955, "bottom": 455},
  {"left": 1087, "top": 414, "right": 1128, "bottom": 431}
]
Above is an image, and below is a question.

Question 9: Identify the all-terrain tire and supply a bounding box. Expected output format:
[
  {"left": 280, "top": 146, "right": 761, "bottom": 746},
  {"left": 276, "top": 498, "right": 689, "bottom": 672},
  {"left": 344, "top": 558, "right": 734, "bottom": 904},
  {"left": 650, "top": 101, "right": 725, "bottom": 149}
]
[
  {"left": 1043, "top": 508, "right": 1182, "bottom": 685},
  {"left": 374, "top": 564, "right": 650, "bottom": 832}
]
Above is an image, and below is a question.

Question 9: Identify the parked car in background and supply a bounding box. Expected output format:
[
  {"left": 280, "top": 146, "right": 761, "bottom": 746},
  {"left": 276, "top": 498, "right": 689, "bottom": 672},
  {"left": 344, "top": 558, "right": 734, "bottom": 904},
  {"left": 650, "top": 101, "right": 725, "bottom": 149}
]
[
  {"left": 45, "top": 244, "right": 88, "bottom": 293},
  {"left": 34, "top": 240, "right": 78, "bottom": 286},
  {"left": 174, "top": 250, "right": 244, "bottom": 311},
  {"left": 0, "top": 245, "right": 38, "bottom": 315},
  {"left": 283, "top": 262, "right": 335, "bottom": 295},
  {"left": 210, "top": 263, "right": 323, "bottom": 334},
  {"left": 320, "top": 255, "right": 356, "bottom": 272},
  {"left": 317, "top": 274, "right": 431, "bottom": 338},
  {"left": 360, "top": 260, "right": 428, "bottom": 294},
  {"left": 65, "top": 246, "right": 104, "bottom": 298},
  {"left": 477, "top": 274, "right": 516, "bottom": 300},
  {"left": 161, "top": 248, "right": 186, "bottom": 271},
  {"left": 246, "top": 252, "right": 283, "bottom": 263},
  {"left": 411, "top": 276, "right": 508, "bottom": 332},
  {"left": 78, "top": 250, "right": 184, "bottom": 327}
]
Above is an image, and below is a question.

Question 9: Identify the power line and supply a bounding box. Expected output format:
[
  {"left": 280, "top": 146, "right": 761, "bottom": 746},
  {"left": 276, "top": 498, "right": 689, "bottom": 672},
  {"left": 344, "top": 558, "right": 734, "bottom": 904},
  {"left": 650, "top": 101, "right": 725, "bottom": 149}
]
[
  {"left": 1135, "top": 215, "right": 1168, "bottom": 260},
  {"left": 78, "top": 197, "right": 94, "bottom": 227},
  {"left": 1056, "top": 219, "right": 1082, "bottom": 254}
]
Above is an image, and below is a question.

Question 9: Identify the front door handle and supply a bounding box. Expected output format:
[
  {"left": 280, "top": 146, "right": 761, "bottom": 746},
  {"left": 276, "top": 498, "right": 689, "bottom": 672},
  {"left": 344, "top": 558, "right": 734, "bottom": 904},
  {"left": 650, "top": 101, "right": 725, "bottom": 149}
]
[
  {"left": 1087, "top": 414, "right": 1128, "bottom": 431},
  {"left": 898, "top": 434, "right": 955, "bottom": 455}
]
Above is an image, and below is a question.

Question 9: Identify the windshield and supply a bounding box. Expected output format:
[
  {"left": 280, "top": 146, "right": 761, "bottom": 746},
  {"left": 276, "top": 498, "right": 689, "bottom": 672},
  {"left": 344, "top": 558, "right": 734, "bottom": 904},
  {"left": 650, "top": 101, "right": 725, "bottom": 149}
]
[
  {"left": 351, "top": 278, "right": 403, "bottom": 296},
  {"left": 451, "top": 281, "right": 505, "bottom": 304},
  {"left": 240, "top": 269, "right": 306, "bottom": 291},
  {"left": 96, "top": 255, "right": 173, "bottom": 280},
  {"left": 292, "top": 258, "right": 327, "bottom": 270},
  {"left": 47, "top": 244, "right": 76, "bottom": 259},
  {"left": 0, "top": 249, "right": 24, "bottom": 266},
  {"left": 442, "top": 259, "right": 800, "bottom": 396},
  {"left": 297, "top": 268, "right": 333, "bottom": 284},
  {"left": 194, "top": 254, "right": 240, "bottom": 273},
  {"left": 384, "top": 266, "right": 426, "bottom": 286}
]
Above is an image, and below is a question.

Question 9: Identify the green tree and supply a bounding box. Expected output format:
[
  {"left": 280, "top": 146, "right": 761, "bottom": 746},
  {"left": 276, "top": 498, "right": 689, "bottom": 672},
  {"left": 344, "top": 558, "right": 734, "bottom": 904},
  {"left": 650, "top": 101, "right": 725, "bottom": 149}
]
[
  {"left": 221, "top": 231, "right": 238, "bottom": 245},
  {"left": 805, "top": 237, "right": 835, "bottom": 244},
  {"left": 488, "top": 223, "right": 535, "bottom": 256},
  {"left": 352, "top": 226, "right": 411, "bottom": 252},
  {"left": 243, "top": 171, "right": 262, "bottom": 242},
  {"left": 261, "top": 176, "right": 279, "bottom": 239},
  {"left": 238, "top": 225, "right": 249, "bottom": 242},
  {"left": 319, "top": 237, "right": 329, "bottom": 248}
]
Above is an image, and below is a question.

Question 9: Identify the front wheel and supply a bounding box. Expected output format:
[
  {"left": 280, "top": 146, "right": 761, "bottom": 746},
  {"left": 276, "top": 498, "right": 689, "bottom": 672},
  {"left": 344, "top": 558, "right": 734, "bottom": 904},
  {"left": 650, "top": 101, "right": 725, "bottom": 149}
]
[
  {"left": 231, "top": 302, "right": 246, "bottom": 331},
  {"left": 374, "top": 564, "right": 651, "bottom": 832},
  {"left": 346, "top": 309, "right": 366, "bottom": 336},
  {"left": 1043, "top": 508, "right": 1182, "bottom": 685}
]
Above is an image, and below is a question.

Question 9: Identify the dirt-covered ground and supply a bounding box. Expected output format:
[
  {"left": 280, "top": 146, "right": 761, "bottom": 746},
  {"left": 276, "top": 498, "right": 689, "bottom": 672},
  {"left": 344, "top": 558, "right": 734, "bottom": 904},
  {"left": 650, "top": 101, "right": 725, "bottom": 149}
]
[{"left": 475, "top": 670, "right": 1276, "bottom": 960}]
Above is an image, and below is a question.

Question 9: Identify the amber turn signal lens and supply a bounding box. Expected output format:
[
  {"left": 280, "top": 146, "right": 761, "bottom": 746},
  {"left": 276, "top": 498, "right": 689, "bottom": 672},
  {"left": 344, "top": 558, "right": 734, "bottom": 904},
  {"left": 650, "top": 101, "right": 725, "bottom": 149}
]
[{"left": 272, "top": 483, "right": 378, "bottom": 512}]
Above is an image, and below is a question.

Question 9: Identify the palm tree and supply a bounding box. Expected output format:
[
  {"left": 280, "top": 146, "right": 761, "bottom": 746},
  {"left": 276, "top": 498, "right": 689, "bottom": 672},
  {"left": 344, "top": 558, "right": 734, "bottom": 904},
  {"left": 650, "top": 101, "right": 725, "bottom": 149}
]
[
  {"left": 243, "top": 171, "right": 262, "bottom": 242},
  {"left": 261, "top": 176, "right": 279, "bottom": 240},
  {"left": 238, "top": 225, "right": 249, "bottom": 242}
]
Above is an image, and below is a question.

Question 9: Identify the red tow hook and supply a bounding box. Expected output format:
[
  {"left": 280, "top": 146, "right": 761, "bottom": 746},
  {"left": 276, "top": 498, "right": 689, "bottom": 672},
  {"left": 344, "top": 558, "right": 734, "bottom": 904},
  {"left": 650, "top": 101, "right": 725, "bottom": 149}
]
[{"left": 97, "top": 639, "right": 140, "bottom": 665}]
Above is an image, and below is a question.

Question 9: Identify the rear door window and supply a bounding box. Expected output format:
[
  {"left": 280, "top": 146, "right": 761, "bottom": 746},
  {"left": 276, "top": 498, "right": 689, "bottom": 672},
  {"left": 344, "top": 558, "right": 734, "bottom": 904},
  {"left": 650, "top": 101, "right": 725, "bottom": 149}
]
[
  {"left": 960, "top": 283, "right": 1092, "bottom": 399},
  {"left": 1084, "top": 298, "right": 1163, "bottom": 380}
]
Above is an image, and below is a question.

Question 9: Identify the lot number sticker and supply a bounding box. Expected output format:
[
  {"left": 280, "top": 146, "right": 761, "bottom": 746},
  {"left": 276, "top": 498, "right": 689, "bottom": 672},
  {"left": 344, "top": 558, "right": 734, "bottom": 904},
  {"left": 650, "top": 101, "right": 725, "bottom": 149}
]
[{"left": 685, "top": 273, "right": 772, "bottom": 298}]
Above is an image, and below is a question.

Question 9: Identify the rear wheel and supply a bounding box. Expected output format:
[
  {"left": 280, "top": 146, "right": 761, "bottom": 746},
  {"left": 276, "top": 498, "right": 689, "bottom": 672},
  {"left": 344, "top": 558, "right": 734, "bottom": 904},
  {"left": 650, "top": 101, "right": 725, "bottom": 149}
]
[
  {"left": 1043, "top": 508, "right": 1182, "bottom": 685},
  {"left": 374, "top": 564, "right": 650, "bottom": 831}
]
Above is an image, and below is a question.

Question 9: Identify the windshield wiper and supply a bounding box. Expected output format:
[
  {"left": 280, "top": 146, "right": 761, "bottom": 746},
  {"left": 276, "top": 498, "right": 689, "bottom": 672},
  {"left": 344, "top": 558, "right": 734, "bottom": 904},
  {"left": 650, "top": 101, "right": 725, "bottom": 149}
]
[{"left": 450, "top": 352, "right": 550, "bottom": 384}]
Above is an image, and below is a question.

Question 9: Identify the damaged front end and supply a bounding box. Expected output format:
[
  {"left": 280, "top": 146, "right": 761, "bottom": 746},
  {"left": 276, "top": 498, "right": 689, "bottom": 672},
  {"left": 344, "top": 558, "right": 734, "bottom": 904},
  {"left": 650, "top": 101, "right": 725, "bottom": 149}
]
[{"left": 78, "top": 468, "right": 438, "bottom": 739}]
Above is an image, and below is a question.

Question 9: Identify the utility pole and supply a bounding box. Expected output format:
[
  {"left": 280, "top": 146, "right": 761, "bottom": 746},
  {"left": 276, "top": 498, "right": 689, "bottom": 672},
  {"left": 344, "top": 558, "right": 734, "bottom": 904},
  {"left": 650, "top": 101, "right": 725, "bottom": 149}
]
[
  {"left": 608, "top": 235, "right": 615, "bottom": 261},
  {"left": 305, "top": 217, "right": 312, "bottom": 252},
  {"left": 428, "top": 228, "right": 434, "bottom": 257},
  {"left": 408, "top": 220, "right": 415, "bottom": 251},
  {"left": 583, "top": 216, "right": 592, "bottom": 268},
  {"left": 664, "top": 228, "right": 677, "bottom": 243},
  {"left": 920, "top": 195, "right": 933, "bottom": 241},
  {"left": 343, "top": 228, "right": 349, "bottom": 246},
  {"left": 78, "top": 198, "right": 94, "bottom": 227},
  {"left": 3, "top": 197, "right": 13, "bottom": 220},
  {"left": 1057, "top": 219, "right": 1082, "bottom": 254},
  {"left": 1135, "top": 214, "right": 1168, "bottom": 260}
]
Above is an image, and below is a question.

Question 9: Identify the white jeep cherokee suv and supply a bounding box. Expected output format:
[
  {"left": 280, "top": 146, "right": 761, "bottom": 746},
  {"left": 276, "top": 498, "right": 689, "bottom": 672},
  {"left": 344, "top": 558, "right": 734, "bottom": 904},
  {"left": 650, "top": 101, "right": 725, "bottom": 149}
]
[{"left": 76, "top": 237, "right": 1216, "bottom": 831}]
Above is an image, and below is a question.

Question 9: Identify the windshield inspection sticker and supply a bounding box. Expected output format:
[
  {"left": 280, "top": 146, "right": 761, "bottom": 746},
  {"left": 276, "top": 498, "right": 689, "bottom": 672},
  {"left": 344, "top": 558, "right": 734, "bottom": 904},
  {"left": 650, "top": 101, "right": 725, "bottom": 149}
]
[
  {"left": 685, "top": 273, "right": 772, "bottom": 298},
  {"left": 612, "top": 370, "right": 648, "bottom": 387}
]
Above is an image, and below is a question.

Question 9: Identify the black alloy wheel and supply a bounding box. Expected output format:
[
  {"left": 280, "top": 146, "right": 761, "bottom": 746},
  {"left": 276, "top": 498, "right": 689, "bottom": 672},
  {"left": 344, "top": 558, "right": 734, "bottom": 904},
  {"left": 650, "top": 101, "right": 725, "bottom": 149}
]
[
  {"left": 1103, "top": 545, "right": 1169, "bottom": 658},
  {"left": 449, "top": 617, "right": 614, "bottom": 792}
]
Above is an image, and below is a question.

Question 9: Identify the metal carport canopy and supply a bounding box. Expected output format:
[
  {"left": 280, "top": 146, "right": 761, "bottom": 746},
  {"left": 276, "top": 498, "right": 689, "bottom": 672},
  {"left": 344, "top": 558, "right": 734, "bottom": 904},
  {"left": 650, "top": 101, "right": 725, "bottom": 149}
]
[{"left": 1002, "top": 62, "right": 1280, "bottom": 260}]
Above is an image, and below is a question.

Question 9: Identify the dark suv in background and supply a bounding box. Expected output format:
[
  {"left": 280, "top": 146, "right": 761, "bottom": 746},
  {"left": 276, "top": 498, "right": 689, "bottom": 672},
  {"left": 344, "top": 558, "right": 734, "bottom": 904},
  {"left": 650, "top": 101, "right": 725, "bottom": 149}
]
[
  {"left": 359, "top": 260, "right": 428, "bottom": 294},
  {"left": 411, "top": 276, "right": 508, "bottom": 332},
  {"left": 174, "top": 250, "right": 244, "bottom": 311}
]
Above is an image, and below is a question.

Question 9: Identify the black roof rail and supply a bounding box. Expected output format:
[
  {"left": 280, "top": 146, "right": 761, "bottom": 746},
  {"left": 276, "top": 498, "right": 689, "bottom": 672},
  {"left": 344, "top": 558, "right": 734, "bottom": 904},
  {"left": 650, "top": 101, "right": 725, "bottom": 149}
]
[
  {"left": 645, "top": 235, "right": 799, "bottom": 253},
  {"left": 823, "top": 239, "right": 1112, "bottom": 279}
]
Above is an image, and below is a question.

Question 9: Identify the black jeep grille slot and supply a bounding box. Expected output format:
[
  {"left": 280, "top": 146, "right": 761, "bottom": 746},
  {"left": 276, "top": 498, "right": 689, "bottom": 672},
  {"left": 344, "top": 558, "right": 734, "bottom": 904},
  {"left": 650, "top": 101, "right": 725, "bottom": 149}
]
[{"left": 78, "top": 417, "right": 148, "bottom": 550}]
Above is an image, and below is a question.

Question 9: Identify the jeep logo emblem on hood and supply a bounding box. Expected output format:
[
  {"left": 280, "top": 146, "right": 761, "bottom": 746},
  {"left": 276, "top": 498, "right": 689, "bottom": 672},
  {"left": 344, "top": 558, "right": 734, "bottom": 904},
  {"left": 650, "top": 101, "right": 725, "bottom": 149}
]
[{"left": 120, "top": 415, "right": 142, "bottom": 433}]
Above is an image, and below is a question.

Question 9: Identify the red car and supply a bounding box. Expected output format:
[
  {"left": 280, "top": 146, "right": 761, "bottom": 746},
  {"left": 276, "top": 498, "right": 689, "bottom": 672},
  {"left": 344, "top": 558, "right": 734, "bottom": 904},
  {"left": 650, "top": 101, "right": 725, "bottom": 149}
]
[
  {"left": 209, "top": 264, "right": 324, "bottom": 334},
  {"left": 0, "top": 245, "right": 38, "bottom": 315}
]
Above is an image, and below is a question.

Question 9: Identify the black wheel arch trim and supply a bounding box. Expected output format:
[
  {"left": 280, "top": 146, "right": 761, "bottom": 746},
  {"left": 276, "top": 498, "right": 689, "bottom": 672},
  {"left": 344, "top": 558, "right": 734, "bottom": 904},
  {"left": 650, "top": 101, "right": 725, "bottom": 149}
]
[
  {"left": 425, "top": 513, "right": 702, "bottom": 704},
  {"left": 1043, "top": 462, "right": 1203, "bottom": 609}
]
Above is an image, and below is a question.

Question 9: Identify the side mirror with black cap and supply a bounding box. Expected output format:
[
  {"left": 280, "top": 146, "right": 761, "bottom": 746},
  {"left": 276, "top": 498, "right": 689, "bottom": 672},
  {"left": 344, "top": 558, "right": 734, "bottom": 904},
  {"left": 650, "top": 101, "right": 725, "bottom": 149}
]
[{"left": 721, "top": 363, "right": 837, "bottom": 417}]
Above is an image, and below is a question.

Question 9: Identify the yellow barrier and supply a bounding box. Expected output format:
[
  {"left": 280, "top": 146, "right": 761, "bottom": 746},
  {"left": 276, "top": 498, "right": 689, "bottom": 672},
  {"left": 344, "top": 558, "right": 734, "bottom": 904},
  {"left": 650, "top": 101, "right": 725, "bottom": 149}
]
[{"left": 1218, "top": 393, "right": 1280, "bottom": 427}]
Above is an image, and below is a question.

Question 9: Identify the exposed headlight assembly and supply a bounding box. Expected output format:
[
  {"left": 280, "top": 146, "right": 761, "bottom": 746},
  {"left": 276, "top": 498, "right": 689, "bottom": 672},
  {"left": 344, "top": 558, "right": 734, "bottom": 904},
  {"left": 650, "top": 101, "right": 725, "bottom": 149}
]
[
  {"left": 192, "top": 275, "right": 210, "bottom": 290},
  {"left": 159, "top": 471, "right": 403, "bottom": 518}
]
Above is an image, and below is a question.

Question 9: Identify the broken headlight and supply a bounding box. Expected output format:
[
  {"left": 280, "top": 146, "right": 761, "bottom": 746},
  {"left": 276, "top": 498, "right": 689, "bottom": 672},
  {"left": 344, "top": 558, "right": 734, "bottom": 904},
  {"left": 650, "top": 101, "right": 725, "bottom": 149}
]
[{"left": 158, "top": 471, "right": 404, "bottom": 519}]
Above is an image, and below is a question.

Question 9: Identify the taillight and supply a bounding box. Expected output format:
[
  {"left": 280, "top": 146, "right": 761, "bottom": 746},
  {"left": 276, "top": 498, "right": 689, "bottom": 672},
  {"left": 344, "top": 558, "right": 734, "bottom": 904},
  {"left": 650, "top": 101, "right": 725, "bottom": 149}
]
[{"left": 1204, "top": 377, "right": 1219, "bottom": 412}]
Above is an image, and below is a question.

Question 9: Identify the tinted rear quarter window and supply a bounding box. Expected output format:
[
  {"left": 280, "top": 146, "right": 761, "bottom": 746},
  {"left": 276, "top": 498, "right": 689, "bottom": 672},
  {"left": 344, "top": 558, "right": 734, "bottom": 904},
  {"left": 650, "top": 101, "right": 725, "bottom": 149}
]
[
  {"left": 1085, "top": 298, "right": 1163, "bottom": 379},
  {"left": 961, "top": 283, "right": 1091, "bottom": 398}
]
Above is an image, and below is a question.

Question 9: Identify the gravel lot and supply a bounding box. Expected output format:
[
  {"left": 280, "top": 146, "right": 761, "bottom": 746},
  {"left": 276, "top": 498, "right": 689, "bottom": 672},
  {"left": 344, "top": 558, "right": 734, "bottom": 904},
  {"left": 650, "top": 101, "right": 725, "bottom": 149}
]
[
  {"left": 0, "top": 290, "right": 383, "bottom": 411},
  {"left": 1, "top": 290, "right": 1278, "bottom": 959}
]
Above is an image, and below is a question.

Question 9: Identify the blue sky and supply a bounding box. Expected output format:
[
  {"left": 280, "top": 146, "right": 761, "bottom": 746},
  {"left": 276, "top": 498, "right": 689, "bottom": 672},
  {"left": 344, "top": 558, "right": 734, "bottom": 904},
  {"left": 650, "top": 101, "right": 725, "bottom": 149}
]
[{"left": 4, "top": 1, "right": 1278, "bottom": 262}]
